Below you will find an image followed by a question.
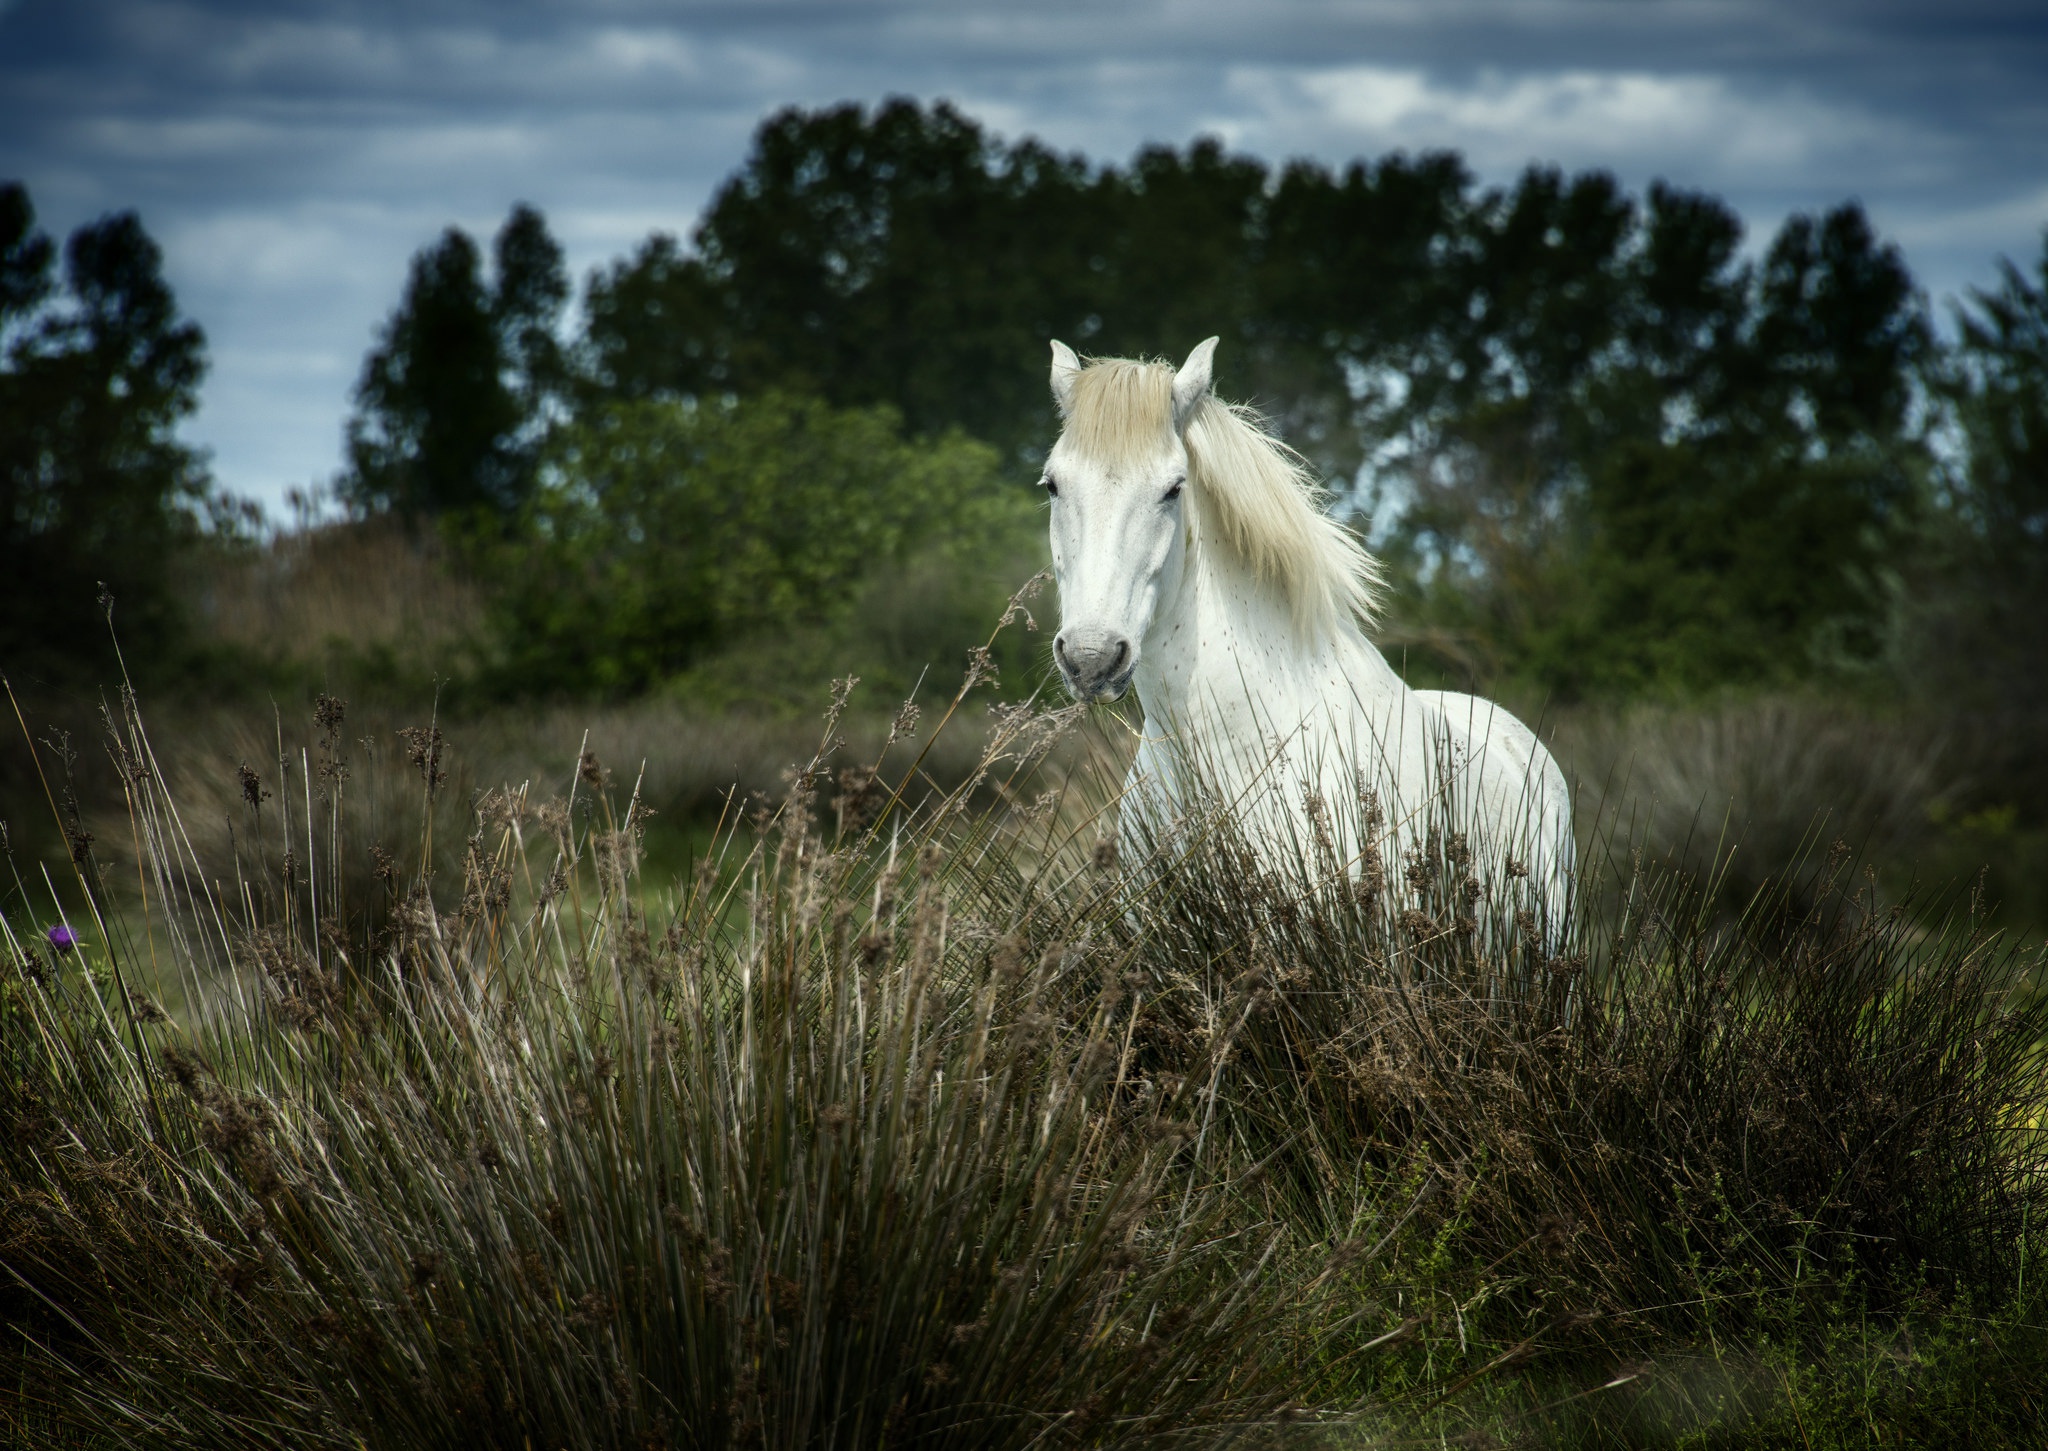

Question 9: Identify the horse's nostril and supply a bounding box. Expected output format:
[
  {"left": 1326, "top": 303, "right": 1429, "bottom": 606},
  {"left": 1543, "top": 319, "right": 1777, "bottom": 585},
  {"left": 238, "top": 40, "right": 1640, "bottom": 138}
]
[
  {"left": 1109, "top": 638, "right": 1129, "bottom": 673},
  {"left": 1054, "top": 636, "right": 1073, "bottom": 671}
]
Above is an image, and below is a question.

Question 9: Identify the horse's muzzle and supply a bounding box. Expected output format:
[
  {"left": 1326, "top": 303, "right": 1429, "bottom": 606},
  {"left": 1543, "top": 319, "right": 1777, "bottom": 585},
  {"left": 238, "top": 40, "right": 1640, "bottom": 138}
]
[{"left": 1055, "top": 628, "right": 1135, "bottom": 702}]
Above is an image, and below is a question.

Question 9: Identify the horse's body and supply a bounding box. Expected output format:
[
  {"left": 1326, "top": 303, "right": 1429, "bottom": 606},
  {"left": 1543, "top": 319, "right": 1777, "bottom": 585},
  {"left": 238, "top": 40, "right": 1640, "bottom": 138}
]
[{"left": 1041, "top": 339, "right": 1572, "bottom": 929}]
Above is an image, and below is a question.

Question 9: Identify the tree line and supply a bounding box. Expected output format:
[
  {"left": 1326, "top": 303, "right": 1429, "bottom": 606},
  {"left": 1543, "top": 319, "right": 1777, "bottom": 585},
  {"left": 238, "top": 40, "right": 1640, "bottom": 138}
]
[{"left": 4, "top": 98, "right": 2044, "bottom": 704}]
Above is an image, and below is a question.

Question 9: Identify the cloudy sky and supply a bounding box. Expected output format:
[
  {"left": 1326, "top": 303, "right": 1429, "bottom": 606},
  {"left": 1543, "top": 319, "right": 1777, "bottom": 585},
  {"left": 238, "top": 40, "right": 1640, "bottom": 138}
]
[{"left": 4, "top": 0, "right": 2046, "bottom": 512}]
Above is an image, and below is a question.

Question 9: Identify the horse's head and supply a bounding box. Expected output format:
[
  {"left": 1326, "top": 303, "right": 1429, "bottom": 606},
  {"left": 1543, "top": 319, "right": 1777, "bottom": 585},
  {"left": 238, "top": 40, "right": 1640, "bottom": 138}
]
[{"left": 1041, "top": 336, "right": 1217, "bottom": 702}]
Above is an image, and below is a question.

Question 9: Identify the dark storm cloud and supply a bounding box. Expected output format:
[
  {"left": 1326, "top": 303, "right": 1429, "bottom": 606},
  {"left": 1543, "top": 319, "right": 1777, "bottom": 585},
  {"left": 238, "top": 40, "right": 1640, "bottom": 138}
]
[{"left": 2, "top": 0, "right": 2044, "bottom": 505}]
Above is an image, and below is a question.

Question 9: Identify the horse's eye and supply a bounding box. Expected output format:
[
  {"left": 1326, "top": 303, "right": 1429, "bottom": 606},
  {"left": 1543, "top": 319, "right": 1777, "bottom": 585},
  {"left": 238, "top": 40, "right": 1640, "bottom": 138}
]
[
  {"left": 1042, "top": 477, "right": 1059, "bottom": 498},
  {"left": 1164, "top": 479, "right": 1184, "bottom": 502}
]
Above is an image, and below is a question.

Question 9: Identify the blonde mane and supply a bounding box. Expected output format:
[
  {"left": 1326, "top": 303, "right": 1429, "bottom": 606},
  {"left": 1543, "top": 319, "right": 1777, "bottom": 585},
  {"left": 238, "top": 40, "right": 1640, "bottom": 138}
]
[{"left": 1061, "top": 357, "right": 1382, "bottom": 637}]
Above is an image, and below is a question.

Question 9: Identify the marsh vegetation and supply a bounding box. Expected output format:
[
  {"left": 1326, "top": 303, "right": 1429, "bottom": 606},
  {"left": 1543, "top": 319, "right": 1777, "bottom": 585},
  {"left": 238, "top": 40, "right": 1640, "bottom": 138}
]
[
  {"left": 4, "top": 599, "right": 2045, "bottom": 1445},
  {"left": 5, "top": 99, "right": 2048, "bottom": 1446}
]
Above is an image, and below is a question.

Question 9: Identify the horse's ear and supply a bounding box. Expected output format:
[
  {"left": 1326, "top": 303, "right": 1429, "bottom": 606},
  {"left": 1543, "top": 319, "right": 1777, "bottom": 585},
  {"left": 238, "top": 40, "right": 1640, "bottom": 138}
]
[
  {"left": 1049, "top": 340, "right": 1081, "bottom": 417},
  {"left": 1173, "top": 336, "right": 1219, "bottom": 430}
]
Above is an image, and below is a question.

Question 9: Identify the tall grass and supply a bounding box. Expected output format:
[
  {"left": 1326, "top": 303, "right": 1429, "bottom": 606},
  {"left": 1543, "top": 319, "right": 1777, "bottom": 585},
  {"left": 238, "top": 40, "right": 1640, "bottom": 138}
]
[
  {"left": 4, "top": 618, "right": 2046, "bottom": 1446},
  {"left": 1095, "top": 744, "right": 2048, "bottom": 1446},
  {"left": 183, "top": 517, "right": 489, "bottom": 690},
  {"left": 1, "top": 642, "right": 1339, "bottom": 1447},
  {"left": 104, "top": 693, "right": 997, "bottom": 957},
  {"left": 1139, "top": 795, "right": 2044, "bottom": 1306},
  {"left": 1553, "top": 700, "right": 1954, "bottom": 918}
]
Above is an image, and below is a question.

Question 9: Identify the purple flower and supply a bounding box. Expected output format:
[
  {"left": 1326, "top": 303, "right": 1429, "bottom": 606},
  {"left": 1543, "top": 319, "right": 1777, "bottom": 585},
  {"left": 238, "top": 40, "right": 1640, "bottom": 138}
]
[{"left": 46, "top": 924, "right": 78, "bottom": 954}]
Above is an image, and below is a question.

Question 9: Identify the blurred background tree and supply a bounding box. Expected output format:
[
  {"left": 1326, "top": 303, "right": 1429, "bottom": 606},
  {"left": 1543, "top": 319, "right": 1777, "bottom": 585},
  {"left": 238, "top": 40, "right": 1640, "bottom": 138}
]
[
  {"left": 0, "top": 182, "right": 213, "bottom": 676},
  {"left": 1899, "top": 237, "right": 2048, "bottom": 811},
  {"left": 341, "top": 202, "right": 568, "bottom": 523},
  {"left": 1925, "top": 237, "right": 2048, "bottom": 700},
  {"left": 579, "top": 101, "right": 1104, "bottom": 470},
  {"left": 1383, "top": 191, "right": 1932, "bottom": 696}
]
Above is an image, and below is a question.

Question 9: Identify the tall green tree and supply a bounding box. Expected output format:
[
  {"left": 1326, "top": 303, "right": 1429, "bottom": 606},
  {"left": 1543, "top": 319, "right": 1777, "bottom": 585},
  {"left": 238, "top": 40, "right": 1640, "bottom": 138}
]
[
  {"left": 583, "top": 100, "right": 1105, "bottom": 468},
  {"left": 1381, "top": 189, "right": 1931, "bottom": 695},
  {"left": 0, "top": 183, "right": 210, "bottom": 672},
  {"left": 344, "top": 203, "right": 567, "bottom": 521},
  {"left": 582, "top": 104, "right": 1401, "bottom": 480},
  {"left": 1948, "top": 235, "right": 2048, "bottom": 570},
  {"left": 1912, "top": 233, "right": 2048, "bottom": 724},
  {"left": 1578, "top": 204, "right": 1930, "bottom": 692},
  {"left": 583, "top": 105, "right": 1476, "bottom": 486},
  {"left": 1254, "top": 151, "right": 1473, "bottom": 475}
]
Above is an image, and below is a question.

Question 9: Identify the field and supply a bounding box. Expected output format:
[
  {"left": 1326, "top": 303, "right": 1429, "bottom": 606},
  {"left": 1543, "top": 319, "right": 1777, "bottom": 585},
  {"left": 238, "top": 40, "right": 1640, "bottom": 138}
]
[{"left": 3, "top": 522, "right": 2045, "bottom": 1448}]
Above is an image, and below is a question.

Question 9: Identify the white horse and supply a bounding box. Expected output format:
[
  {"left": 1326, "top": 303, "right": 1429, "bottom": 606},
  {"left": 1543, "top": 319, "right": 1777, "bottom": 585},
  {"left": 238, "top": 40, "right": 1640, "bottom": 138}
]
[{"left": 1042, "top": 336, "right": 1573, "bottom": 933}]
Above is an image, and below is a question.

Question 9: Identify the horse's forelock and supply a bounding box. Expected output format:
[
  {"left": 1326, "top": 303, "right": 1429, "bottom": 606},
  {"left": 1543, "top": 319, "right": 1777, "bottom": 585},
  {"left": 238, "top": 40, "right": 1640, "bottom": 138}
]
[{"left": 1061, "top": 358, "right": 1178, "bottom": 473}]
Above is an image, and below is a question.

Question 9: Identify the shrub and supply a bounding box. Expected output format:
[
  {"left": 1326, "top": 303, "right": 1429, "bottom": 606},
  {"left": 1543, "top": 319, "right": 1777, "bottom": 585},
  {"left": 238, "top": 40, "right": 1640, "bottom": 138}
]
[
  {"left": 480, "top": 392, "right": 1037, "bottom": 696},
  {"left": 1160, "top": 825, "right": 2043, "bottom": 1312},
  {"left": 663, "top": 540, "right": 1053, "bottom": 712}
]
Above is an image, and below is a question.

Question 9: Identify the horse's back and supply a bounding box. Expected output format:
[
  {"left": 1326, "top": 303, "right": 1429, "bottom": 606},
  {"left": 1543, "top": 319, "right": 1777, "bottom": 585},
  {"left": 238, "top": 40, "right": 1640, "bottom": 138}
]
[
  {"left": 1409, "top": 689, "right": 1574, "bottom": 923},
  {"left": 1409, "top": 690, "right": 1563, "bottom": 799}
]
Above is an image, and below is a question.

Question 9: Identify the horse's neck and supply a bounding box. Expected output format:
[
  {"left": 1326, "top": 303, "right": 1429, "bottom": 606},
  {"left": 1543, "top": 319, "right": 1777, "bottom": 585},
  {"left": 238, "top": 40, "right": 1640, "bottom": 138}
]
[{"left": 1134, "top": 538, "right": 1409, "bottom": 742}]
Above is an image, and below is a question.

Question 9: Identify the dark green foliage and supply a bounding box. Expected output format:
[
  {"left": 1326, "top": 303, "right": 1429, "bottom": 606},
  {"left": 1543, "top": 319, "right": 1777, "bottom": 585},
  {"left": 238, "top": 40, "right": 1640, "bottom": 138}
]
[
  {"left": 1952, "top": 234, "right": 2048, "bottom": 578},
  {"left": 569, "top": 101, "right": 1939, "bottom": 698},
  {"left": 582, "top": 100, "right": 1105, "bottom": 468},
  {"left": 1917, "top": 234, "right": 2048, "bottom": 711},
  {"left": 580, "top": 100, "right": 1454, "bottom": 481},
  {"left": 0, "top": 182, "right": 210, "bottom": 673},
  {"left": 344, "top": 203, "right": 568, "bottom": 521},
  {"left": 1883, "top": 232, "right": 2048, "bottom": 873},
  {"left": 322, "top": 100, "right": 2017, "bottom": 707},
  {"left": 0, "top": 182, "right": 54, "bottom": 315},
  {"left": 479, "top": 391, "right": 1035, "bottom": 695},
  {"left": 493, "top": 202, "right": 572, "bottom": 422},
  {"left": 663, "top": 542, "right": 1050, "bottom": 714},
  {"left": 1386, "top": 190, "right": 1931, "bottom": 696}
]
